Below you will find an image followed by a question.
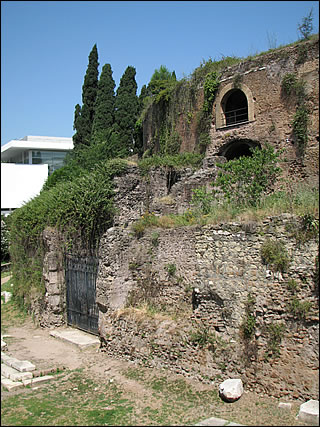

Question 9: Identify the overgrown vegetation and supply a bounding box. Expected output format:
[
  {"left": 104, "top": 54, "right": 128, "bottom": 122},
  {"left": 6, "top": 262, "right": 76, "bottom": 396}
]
[
  {"left": 288, "top": 297, "right": 312, "bottom": 320},
  {"left": 260, "top": 239, "right": 291, "bottom": 273},
  {"left": 285, "top": 213, "right": 319, "bottom": 245},
  {"left": 213, "top": 145, "right": 282, "bottom": 208},
  {"left": 264, "top": 322, "right": 285, "bottom": 359},
  {"left": 281, "top": 72, "right": 309, "bottom": 158},
  {"left": 240, "top": 293, "right": 256, "bottom": 340},
  {"left": 1, "top": 215, "right": 10, "bottom": 262},
  {"left": 137, "top": 152, "right": 204, "bottom": 175},
  {"left": 7, "top": 157, "right": 129, "bottom": 307},
  {"left": 7, "top": 33, "right": 319, "bottom": 316}
]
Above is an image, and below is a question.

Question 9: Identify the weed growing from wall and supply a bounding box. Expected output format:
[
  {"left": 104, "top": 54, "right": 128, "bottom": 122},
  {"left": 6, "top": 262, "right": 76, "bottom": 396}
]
[
  {"left": 291, "top": 104, "right": 310, "bottom": 157},
  {"left": 288, "top": 297, "right": 312, "bottom": 320},
  {"left": 264, "top": 322, "right": 285, "bottom": 359},
  {"left": 189, "top": 320, "right": 223, "bottom": 352},
  {"left": 240, "top": 293, "right": 256, "bottom": 340},
  {"left": 285, "top": 213, "right": 319, "bottom": 246},
  {"left": 165, "top": 263, "right": 176, "bottom": 277},
  {"left": 233, "top": 73, "right": 243, "bottom": 89},
  {"left": 281, "top": 73, "right": 309, "bottom": 158},
  {"left": 260, "top": 238, "right": 291, "bottom": 273},
  {"left": 286, "top": 279, "right": 299, "bottom": 293}
]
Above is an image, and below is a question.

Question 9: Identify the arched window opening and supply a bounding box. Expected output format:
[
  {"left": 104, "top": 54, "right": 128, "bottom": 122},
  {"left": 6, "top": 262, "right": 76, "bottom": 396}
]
[
  {"left": 219, "top": 139, "right": 261, "bottom": 161},
  {"left": 224, "top": 90, "right": 248, "bottom": 126}
]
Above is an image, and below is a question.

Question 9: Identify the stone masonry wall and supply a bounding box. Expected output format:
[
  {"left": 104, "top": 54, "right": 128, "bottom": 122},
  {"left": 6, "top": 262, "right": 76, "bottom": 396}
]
[
  {"left": 97, "top": 214, "right": 319, "bottom": 401},
  {"left": 36, "top": 227, "right": 66, "bottom": 327}
]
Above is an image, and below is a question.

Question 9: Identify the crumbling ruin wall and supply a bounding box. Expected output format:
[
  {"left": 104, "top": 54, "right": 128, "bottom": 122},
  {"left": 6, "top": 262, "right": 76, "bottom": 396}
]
[
  {"left": 97, "top": 212, "right": 319, "bottom": 401},
  {"left": 30, "top": 227, "right": 67, "bottom": 327}
]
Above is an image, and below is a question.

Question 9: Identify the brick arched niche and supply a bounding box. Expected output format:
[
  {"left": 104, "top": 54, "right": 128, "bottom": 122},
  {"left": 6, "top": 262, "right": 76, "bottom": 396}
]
[
  {"left": 214, "top": 83, "right": 254, "bottom": 129},
  {"left": 219, "top": 139, "right": 261, "bottom": 160}
]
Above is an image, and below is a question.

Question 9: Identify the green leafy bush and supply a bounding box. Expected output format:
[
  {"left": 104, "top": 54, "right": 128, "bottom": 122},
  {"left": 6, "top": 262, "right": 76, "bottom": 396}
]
[
  {"left": 1, "top": 215, "right": 10, "bottom": 262},
  {"left": 291, "top": 104, "right": 309, "bottom": 157},
  {"left": 203, "top": 71, "right": 220, "bottom": 113},
  {"left": 288, "top": 297, "right": 312, "bottom": 319},
  {"left": 213, "top": 144, "right": 282, "bottom": 208},
  {"left": 191, "top": 186, "right": 214, "bottom": 214},
  {"left": 240, "top": 293, "right": 256, "bottom": 339},
  {"left": 265, "top": 323, "right": 285, "bottom": 358},
  {"left": 8, "top": 158, "right": 128, "bottom": 307},
  {"left": 260, "top": 238, "right": 291, "bottom": 273}
]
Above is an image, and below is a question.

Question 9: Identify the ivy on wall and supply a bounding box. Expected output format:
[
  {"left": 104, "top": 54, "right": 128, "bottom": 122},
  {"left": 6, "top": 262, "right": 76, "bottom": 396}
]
[{"left": 281, "top": 72, "right": 309, "bottom": 158}]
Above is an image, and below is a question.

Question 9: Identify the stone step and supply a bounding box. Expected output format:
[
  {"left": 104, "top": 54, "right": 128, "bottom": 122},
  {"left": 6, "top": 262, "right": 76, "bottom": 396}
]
[
  {"left": 195, "top": 416, "right": 245, "bottom": 425},
  {"left": 1, "top": 363, "right": 33, "bottom": 382},
  {"left": 22, "top": 375, "right": 56, "bottom": 387},
  {"left": 1, "top": 352, "right": 36, "bottom": 372},
  {"left": 1, "top": 354, "right": 36, "bottom": 372},
  {"left": 1, "top": 376, "right": 24, "bottom": 391},
  {"left": 49, "top": 329, "right": 100, "bottom": 349}
]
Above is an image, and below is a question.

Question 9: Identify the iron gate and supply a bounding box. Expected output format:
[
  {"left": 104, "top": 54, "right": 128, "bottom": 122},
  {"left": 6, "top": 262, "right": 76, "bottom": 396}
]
[{"left": 65, "top": 254, "right": 99, "bottom": 335}]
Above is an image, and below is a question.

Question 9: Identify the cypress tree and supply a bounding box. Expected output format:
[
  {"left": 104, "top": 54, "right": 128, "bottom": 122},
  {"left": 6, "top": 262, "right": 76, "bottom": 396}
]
[
  {"left": 72, "top": 104, "right": 82, "bottom": 147},
  {"left": 92, "top": 64, "right": 116, "bottom": 144},
  {"left": 72, "top": 44, "right": 99, "bottom": 148},
  {"left": 113, "top": 66, "right": 139, "bottom": 156}
]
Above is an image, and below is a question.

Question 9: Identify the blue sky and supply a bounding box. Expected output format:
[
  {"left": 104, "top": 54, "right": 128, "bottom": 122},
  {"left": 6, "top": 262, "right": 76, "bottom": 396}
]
[{"left": 1, "top": 0, "right": 319, "bottom": 145}]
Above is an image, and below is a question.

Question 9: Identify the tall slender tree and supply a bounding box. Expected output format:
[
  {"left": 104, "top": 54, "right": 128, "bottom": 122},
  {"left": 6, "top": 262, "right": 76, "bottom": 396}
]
[
  {"left": 72, "top": 44, "right": 99, "bottom": 148},
  {"left": 113, "top": 66, "right": 139, "bottom": 156},
  {"left": 91, "top": 63, "right": 116, "bottom": 144},
  {"left": 72, "top": 103, "right": 82, "bottom": 147}
]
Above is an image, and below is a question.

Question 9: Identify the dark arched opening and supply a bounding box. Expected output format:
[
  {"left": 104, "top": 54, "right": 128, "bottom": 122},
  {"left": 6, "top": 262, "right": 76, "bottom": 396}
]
[
  {"left": 224, "top": 90, "right": 248, "bottom": 126},
  {"left": 219, "top": 139, "right": 261, "bottom": 161}
]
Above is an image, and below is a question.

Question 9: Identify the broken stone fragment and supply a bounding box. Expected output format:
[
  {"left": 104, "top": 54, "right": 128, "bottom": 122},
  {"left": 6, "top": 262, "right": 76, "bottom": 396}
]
[
  {"left": 297, "top": 399, "right": 319, "bottom": 425},
  {"left": 219, "top": 378, "right": 244, "bottom": 402}
]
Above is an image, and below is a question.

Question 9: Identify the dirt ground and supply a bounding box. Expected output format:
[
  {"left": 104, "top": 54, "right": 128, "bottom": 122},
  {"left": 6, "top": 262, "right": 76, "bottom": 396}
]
[
  {"left": 3, "top": 319, "right": 139, "bottom": 382},
  {"left": 2, "top": 318, "right": 312, "bottom": 426}
]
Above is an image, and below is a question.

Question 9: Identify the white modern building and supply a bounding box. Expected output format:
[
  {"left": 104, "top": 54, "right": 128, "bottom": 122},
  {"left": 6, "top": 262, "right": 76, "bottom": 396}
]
[{"left": 1, "top": 135, "right": 73, "bottom": 216}]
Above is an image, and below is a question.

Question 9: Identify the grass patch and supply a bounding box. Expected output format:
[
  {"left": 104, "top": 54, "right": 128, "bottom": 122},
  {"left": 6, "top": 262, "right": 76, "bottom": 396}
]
[
  {"left": 130, "top": 183, "right": 319, "bottom": 233},
  {"left": 1, "top": 277, "right": 29, "bottom": 334}
]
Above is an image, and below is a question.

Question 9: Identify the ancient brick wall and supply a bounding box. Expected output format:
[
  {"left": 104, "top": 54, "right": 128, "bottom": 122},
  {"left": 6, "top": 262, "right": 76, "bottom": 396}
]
[
  {"left": 209, "top": 37, "right": 319, "bottom": 183},
  {"left": 142, "top": 36, "right": 319, "bottom": 183}
]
